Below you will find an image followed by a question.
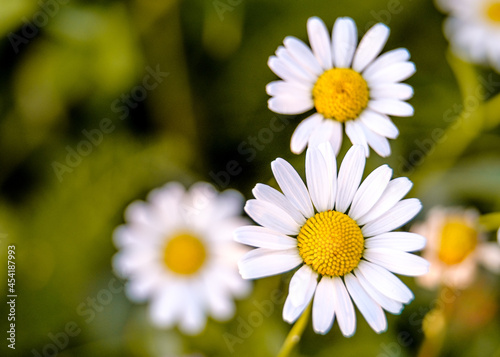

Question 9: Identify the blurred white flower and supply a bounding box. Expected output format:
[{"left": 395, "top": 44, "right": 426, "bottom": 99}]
[
  {"left": 113, "top": 182, "right": 251, "bottom": 335},
  {"left": 437, "top": 0, "right": 500, "bottom": 71},
  {"left": 267, "top": 16, "right": 415, "bottom": 157},
  {"left": 235, "top": 143, "right": 428, "bottom": 336},
  {"left": 412, "top": 207, "right": 500, "bottom": 290}
]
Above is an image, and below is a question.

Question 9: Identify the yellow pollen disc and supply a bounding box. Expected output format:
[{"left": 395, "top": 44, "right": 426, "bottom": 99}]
[
  {"left": 312, "top": 68, "right": 370, "bottom": 123},
  {"left": 438, "top": 220, "right": 478, "bottom": 266},
  {"left": 163, "top": 233, "right": 206, "bottom": 275},
  {"left": 486, "top": 2, "right": 500, "bottom": 23},
  {"left": 297, "top": 211, "right": 364, "bottom": 277}
]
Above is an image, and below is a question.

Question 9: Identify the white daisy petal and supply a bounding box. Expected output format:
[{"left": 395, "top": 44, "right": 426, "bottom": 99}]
[
  {"left": 352, "top": 23, "right": 390, "bottom": 73},
  {"left": 126, "top": 272, "right": 162, "bottom": 302},
  {"left": 308, "top": 118, "right": 336, "bottom": 148},
  {"left": 272, "top": 158, "right": 315, "bottom": 218},
  {"left": 148, "top": 182, "right": 185, "bottom": 223},
  {"left": 289, "top": 265, "right": 319, "bottom": 307},
  {"left": 306, "top": 145, "right": 332, "bottom": 212},
  {"left": 291, "top": 114, "right": 323, "bottom": 154},
  {"left": 234, "top": 226, "right": 298, "bottom": 250},
  {"left": 364, "top": 62, "right": 416, "bottom": 84},
  {"left": 284, "top": 36, "right": 323, "bottom": 76},
  {"left": 312, "top": 277, "right": 336, "bottom": 334},
  {"left": 329, "top": 121, "right": 343, "bottom": 156},
  {"left": 150, "top": 283, "right": 184, "bottom": 328},
  {"left": 244, "top": 199, "right": 301, "bottom": 235},
  {"left": 266, "top": 80, "right": 313, "bottom": 99},
  {"left": 364, "top": 248, "right": 430, "bottom": 276},
  {"left": 318, "top": 142, "right": 338, "bottom": 209},
  {"left": 275, "top": 47, "right": 317, "bottom": 82},
  {"left": 335, "top": 145, "right": 366, "bottom": 213},
  {"left": 268, "top": 56, "right": 313, "bottom": 89},
  {"left": 124, "top": 201, "right": 158, "bottom": 230},
  {"left": 364, "top": 232, "right": 426, "bottom": 252},
  {"left": 357, "top": 177, "right": 413, "bottom": 225},
  {"left": 252, "top": 183, "right": 306, "bottom": 225},
  {"left": 359, "top": 110, "right": 399, "bottom": 139},
  {"left": 307, "top": 16, "right": 333, "bottom": 69},
  {"left": 357, "top": 261, "right": 414, "bottom": 303},
  {"left": 216, "top": 266, "right": 251, "bottom": 298},
  {"left": 370, "top": 83, "right": 414, "bottom": 101},
  {"left": 268, "top": 96, "right": 314, "bottom": 115},
  {"left": 369, "top": 99, "right": 414, "bottom": 117},
  {"left": 362, "top": 198, "right": 422, "bottom": 237},
  {"left": 344, "top": 273, "right": 387, "bottom": 333},
  {"left": 362, "top": 48, "right": 410, "bottom": 79},
  {"left": 332, "top": 277, "right": 356, "bottom": 337},
  {"left": 212, "top": 189, "right": 246, "bottom": 219},
  {"left": 360, "top": 123, "right": 392, "bottom": 158},
  {"left": 349, "top": 164, "right": 392, "bottom": 220},
  {"left": 238, "top": 248, "right": 302, "bottom": 279},
  {"left": 179, "top": 286, "right": 206, "bottom": 334},
  {"left": 202, "top": 276, "right": 235, "bottom": 320},
  {"left": 113, "top": 225, "right": 136, "bottom": 248},
  {"left": 354, "top": 268, "right": 404, "bottom": 314},
  {"left": 283, "top": 292, "right": 314, "bottom": 324},
  {"left": 333, "top": 17, "right": 358, "bottom": 68},
  {"left": 477, "top": 242, "right": 500, "bottom": 273},
  {"left": 345, "top": 120, "right": 369, "bottom": 157}
]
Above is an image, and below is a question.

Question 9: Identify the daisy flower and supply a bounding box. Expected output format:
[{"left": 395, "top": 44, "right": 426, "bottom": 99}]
[
  {"left": 437, "top": 0, "right": 500, "bottom": 72},
  {"left": 412, "top": 207, "right": 500, "bottom": 290},
  {"left": 266, "top": 16, "right": 415, "bottom": 157},
  {"left": 235, "top": 143, "right": 429, "bottom": 336},
  {"left": 113, "top": 182, "right": 251, "bottom": 335}
]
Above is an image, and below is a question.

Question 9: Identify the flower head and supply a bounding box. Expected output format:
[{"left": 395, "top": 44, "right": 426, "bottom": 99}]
[
  {"left": 235, "top": 144, "right": 429, "bottom": 336},
  {"left": 267, "top": 17, "right": 416, "bottom": 157},
  {"left": 113, "top": 182, "right": 251, "bottom": 335},
  {"left": 412, "top": 206, "right": 500, "bottom": 289},
  {"left": 437, "top": 0, "right": 500, "bottom": 71}
]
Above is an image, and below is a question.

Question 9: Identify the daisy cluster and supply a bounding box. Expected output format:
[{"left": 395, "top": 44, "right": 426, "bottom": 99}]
[
  {"left": 112, "top": 16, "right": 431, "bottom": 340},
  {"left": 236, "top": 17, "right": 430, "bottom": 337}
]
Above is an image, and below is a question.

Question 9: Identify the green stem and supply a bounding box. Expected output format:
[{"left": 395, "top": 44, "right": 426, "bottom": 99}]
[{"left": 277, "top": 303, "right": 312, "bottom": 357}]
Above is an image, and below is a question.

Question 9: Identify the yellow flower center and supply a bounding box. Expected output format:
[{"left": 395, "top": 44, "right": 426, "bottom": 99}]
[
  {"left": 163, "top": 233, "right": 207, "bottom": 275},
  {"left": 438, "top": 220, "right": 478, "bottom": 266},
  {"left": 486, "top": 2, "right": 500, "bottom": 23},
  {"left": 297, "top": 211, "right": 364, "bottom": 277},
  {"left": 312, "top": 68, "right": 370, "bottom": 123}
]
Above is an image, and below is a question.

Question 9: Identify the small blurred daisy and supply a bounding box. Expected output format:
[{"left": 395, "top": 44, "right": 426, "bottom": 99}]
[
  {"left": 412, "top": 207, "right": 500, "bottom": 290},
  {"left": 437, "top": 0, "right": 500, "bottom": 71},
  {"left": 267, "top": 17, "right": 415, "bottom": 157},
  {"left": 235, "top": 143, "right": 429, "bottom": 336},
  {"left": 113, "top": 182, "right": 251, "bottom": 335}
]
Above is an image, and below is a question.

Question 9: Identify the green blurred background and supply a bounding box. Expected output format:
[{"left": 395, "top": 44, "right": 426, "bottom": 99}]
[{"left": 1, "top": 0, "right": 500, "bottom": 356}]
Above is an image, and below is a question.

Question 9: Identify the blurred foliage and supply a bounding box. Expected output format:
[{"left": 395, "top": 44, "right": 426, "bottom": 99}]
[{"left": 0, "top": 0, "right": 499, "bottom": 356}]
